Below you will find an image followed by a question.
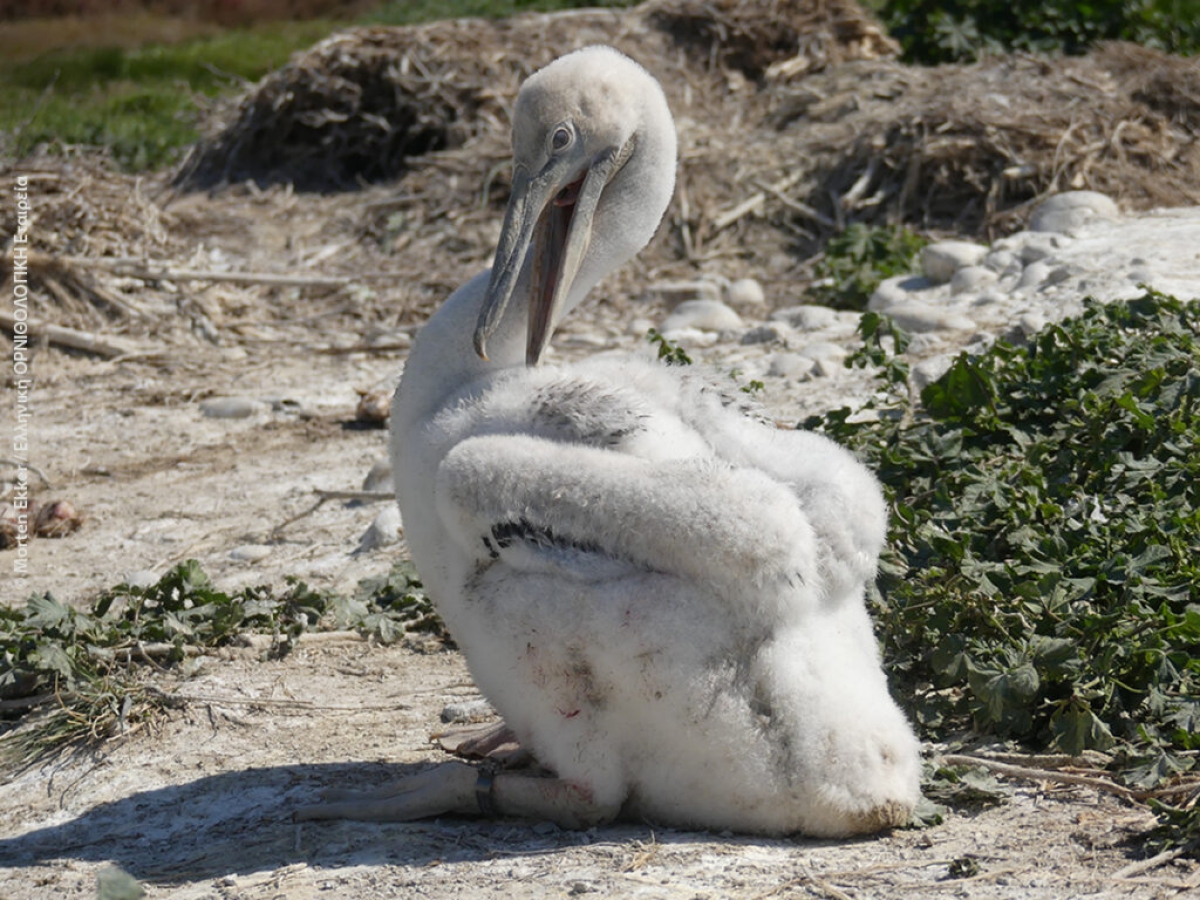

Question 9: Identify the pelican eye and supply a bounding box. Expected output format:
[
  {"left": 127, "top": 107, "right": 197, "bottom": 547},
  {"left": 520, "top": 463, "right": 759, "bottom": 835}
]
[{"left": 551, "top": 126, "right": 572, "bottom": 152}]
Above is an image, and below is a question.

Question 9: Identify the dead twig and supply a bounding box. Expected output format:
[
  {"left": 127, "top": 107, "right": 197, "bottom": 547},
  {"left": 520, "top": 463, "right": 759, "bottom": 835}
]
[
  {"left": 1113, "top": 839, "right": 1200, "bottom": 880},
  {"left": 0, "top": 309, "right": 148, "bottom": 359},
  {"left": 939, "top": 753, "right": 1200, "bottom": 804}
]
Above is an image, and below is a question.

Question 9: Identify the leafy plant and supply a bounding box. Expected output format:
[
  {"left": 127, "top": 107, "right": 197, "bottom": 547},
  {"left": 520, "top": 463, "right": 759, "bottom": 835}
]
[
  {"left": 0, "top": 559, "right": 445, "bottom": 769},
  {"left": 807, "top": 290, "right": 1200, "bottom": 818},
  {"left": 807, "top": 224, "right": 928, "bottom": 311},
  {"left": 880, "top": 0, "right": 1200, "bottom": 63},
  {"left": 646, "top": 327, "right": 693, "bottom": 365}
]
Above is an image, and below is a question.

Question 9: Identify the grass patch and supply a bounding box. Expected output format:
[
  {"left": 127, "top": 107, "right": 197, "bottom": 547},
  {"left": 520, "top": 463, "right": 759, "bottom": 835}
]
[
  {"left": 0, "top": 22, "right": 338, "bottom": 170},
  {"left": 0, "top": 558, "right": 444, "bottom": 771},
  {"left": 808, "top": 289, "right": 1200, "bottom": 845},
  {"left": 0, "top": 1, "right": 635, "bottom": 171}
]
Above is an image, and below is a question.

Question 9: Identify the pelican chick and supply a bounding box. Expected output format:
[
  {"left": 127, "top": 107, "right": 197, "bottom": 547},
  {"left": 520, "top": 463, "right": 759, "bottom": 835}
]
[{"left": 296, "top": 45, "right": 921, "bottom": 837}]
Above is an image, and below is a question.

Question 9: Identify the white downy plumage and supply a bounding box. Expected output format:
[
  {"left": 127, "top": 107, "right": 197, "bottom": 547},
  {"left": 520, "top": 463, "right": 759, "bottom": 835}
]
[{"left": 306, "top": 45, "right": 920, "bottom": 837}]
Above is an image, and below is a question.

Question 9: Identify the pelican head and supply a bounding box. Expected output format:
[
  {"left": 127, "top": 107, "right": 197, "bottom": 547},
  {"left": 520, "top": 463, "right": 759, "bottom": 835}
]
[{"left": 474, "top": 46, "right": 677, "bottom": 365}]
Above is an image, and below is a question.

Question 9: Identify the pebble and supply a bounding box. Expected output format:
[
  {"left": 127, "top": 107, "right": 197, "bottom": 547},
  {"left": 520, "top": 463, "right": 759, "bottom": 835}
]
[
  {"left": 766, "top": 353, "right": 817, "bottom": 379},
  {"left": 983, "top": 249, "right": 1019, "bottom": 274},
  {"left": 922, "top": 240, "right": 988, "bottom": 283},
  {"left": 797, "top": 341, "right": 847, "bottom": 362},
  {"left": 910, "top": 355, "right": 957, "bottom": 393},
  {"left": 812, "top": 357, "right": 843, "bottom": 378},
  {"left": 950, "top": 265, "right": 997, "bottom": 295},
  {"left": 362, "top": 457, "right": 394, "bottom": 493},
  {"left": 661, "top": 298, "right": 744, "bottom": 333},
  {"left": 868, "top": 274, "right": 935, "bottom": 311},
  {"left": 770, "top": 304, "right": 838, "bottom": 331},
  {"left": 884, "top": 302, "right": 977, "bottom": 333},
  {"left": 122, "top": 569, "right": 160, "bottom": 589},
  {"left": 199, "top": 397, "right": 268, "bottom": 419},
  {"left": 726, "top": 277, "right": 766, "bottom": 310},
  {"left": 1017, "top": 260, "right": 1054, "bottom": 291},
  {"left": 740, "top": 323, "right": 788, "bottom": 345},
  {"left": 441, "top": 698, "right": 497, "bottom": 723},
  {"left": 1015, "top": 235, "right": 1061, "bottom": 264},
  {"left": 229, "top": 544, "right": 272, "bottom": 562},
  {"left": 357, "top": 505, "right": 402, "bottom": 552}
]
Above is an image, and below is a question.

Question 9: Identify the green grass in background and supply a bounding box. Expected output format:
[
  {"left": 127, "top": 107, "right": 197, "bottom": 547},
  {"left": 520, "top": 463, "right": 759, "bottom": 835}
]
[
  {"left": 363, "top": 0, "right": 632, "bottom": 26},
  {"left": 0, "top": 1, "right": 634, "bottom": 171},
  {"left": 0, "top": 22, "right": 339, "bottom": 169},
  {"left": 2, "top": 0, "right": 1197, "bottom": 171}
]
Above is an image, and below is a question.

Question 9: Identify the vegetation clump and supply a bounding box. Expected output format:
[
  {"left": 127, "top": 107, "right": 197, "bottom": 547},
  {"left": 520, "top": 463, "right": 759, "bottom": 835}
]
[
  {"left": 809, "top": 289, "right": 1200, "bottom": 836},
  {"left": 881, "top": 0, "right": 1200, "bottom": 63},
  {"left": 0, "top": 559, "right": 443, "bottom": 770},
  {"left": 807, "top": 223, "right": 927, "bottom": 311}
]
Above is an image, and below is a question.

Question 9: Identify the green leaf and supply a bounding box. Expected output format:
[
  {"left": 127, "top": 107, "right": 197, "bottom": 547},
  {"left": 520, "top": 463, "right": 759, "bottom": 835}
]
[{"left": 1050, "top": 699, "right": 1115, "bottom": 754}]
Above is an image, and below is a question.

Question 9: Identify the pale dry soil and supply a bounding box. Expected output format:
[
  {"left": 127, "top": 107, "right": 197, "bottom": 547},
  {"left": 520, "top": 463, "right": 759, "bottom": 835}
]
[
  {"left": 0, "top": 637, "right": 1178, "bottom": 900},
  {"left": 4, "top": 159, "right": 1200, "bottom": 896},
  {"left": 1, "top": 322, "right": 1195, "bottom": 899}
]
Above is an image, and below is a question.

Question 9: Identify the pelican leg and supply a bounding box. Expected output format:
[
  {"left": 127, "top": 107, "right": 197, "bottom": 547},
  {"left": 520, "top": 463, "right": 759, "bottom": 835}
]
[
  {"left": 293, "top": 760, "right": 619, "bottom": 828},
  {"left": 434, "top": 719, "right": 531, "bottom": 766}
]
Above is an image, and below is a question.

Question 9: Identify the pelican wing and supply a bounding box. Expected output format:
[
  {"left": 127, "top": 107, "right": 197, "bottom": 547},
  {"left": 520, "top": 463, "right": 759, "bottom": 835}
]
[{"left": 435, "top": 433, "right": 818, "bottom": 601}]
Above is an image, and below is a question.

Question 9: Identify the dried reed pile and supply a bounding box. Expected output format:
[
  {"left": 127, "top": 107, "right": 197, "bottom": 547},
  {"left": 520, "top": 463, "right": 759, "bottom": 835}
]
[
  {"left": 176, "top": 0, "right": 897, "bottom": 190},
  {"left": 0, "top": 160, "right": 179, "bottom": 340},
  {"left": 788, "top": 45, "right": 1200, "bottom": 237}
]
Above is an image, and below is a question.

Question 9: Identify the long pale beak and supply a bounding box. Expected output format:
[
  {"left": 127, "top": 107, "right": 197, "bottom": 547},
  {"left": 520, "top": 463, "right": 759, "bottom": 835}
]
[{"left": 474, "top": 145, "right": 625, "bottom": 366}]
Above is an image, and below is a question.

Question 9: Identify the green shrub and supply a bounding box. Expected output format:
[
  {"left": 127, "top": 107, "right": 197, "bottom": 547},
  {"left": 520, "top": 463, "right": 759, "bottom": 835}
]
[
  {"left": 810, "top": 291, "right": 1200, "bottom": 782},
  {"left": 807, "top": 224, "right": 928, "bottom": 311},
  {"left": 881, "top": 0, "right": 1200, "bottom": 62}
]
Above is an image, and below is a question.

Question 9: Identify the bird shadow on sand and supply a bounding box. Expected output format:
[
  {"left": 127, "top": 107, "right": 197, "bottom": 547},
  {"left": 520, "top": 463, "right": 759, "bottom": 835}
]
[{"left": 0, "top": 759, "right": 787, "bottom": 883}]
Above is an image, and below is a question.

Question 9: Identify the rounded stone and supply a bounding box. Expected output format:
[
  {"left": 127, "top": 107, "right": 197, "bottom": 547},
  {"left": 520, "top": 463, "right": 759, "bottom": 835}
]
[
  {"left": 726, "top": 277, "right": 766, "bottom": 310},
  {"left": 885, "top": 302, "right": 977, "bottom": 333},
  {"left": 662, "top": 299, "right": 744, "bottom": 333},
  {"left": 122, "top": 570, "right": 160, "bottom": 589},
  {"left": 1017, "top": 261, "right": 1053, "bottom": 291},
  {"left": 229, "top": 544, "right": 272, "bottom": 562},
  {"left": 868, "top": 274, "right": 936, "bottom": 311},
  {"left": 766, "top": 353, "right": 817, "bottom": 379},
  {"left": 770, "top": 304, "right": 838, "bottom": 331},
  {"left": 911, "top": 354, "right": 957, "bottom": 392},
  {"left": 200, "top": 397, "right": 267, "bottom": 419},
  {"left": 983, "top": 249, "right": 1018, "bottom": 274},
  {"left": 797, "top": 341, "right": 847, "bottom": 362},
  {"left": 358, "top": 505, "right": 402, "bottom": 552},
  {"left": 362, "top": 457, "right": 394, "bottom": 493},
  {"left": 1018, "top": 237, "right": 1060, "bottom": 264},
  {"left": 950, "top": 265, "right": 998, "bottom": 295},
  {"left": 1030, "top": 191, "right": 1119, "bottom": 233},
  {"left": 922, "top": 241, "right": 989, "bottom": 283},
  {"left": 740, "top": 323, "right": 788, "bottom": 345}
]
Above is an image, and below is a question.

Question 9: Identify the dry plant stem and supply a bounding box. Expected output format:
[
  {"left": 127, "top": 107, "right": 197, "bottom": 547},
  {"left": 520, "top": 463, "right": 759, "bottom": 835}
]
[
  {"left": 272, "top": 490, "right": 393, "bottom": 535},
  {"left": 940, "top": 753, "right": 1200, "bottom": 804},
  {"left": 312, "top": 490, "right": 394, "bottom": 502},
  {"left": 0, "top": 309, "right": 145, "bottom": 358},
  {"left": 1112, "top": 838, "right": 1200, "bottom": 880}
]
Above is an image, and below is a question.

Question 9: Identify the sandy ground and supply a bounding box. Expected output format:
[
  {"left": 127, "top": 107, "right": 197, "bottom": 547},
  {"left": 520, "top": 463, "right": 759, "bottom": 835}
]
[
  {"left": 2, "top": 289, "right": 1198, "bottom": 898},
  {"left": 0, "top": 637, "right": 1184, "bottom": 900}
]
